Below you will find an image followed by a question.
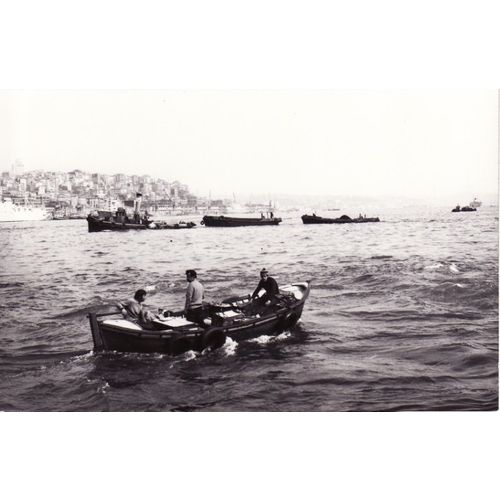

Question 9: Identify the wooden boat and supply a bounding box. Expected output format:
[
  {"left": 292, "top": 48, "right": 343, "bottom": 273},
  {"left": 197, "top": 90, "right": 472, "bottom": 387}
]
[
  {"left": 201, "top": 215, "right": 282, "bottom": 227},
  {"left": 301, "top": 214, "right": 380, "bottom": 224},
  {"left": 88, "top": 282, "right": 310, "bottom": 355},
  {"left": 87, "top": 209, "right": 196, "bottom": 232},
  {"left": 451, "top": 205, "right": 476, "bottom": 213}
]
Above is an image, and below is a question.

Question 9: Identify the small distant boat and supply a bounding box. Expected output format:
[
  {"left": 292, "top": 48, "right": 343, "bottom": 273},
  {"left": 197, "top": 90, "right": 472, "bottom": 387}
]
[
  {"left": 52, "top": 212, "right": 90, "bottom": 221},
  {"left": 201, "top": 215, "right": 282, "bottom": 227},
  {"left": 88, "top": 282, "right": 311, "bottom": 355},
  {"left": 149, "top": 220, "right": 197, "bottom": 230},
  {"left": 87, "top": 208, "right": 196, "bottom": 232},
  {"left": 469, "top": 197, "right": 482, "bottom": 208},
  {"left": 301, "top": 214, "right": 380, "bottom": 224},
  {"left": 451, "top": 205, "right": 476, "bottom": 213}
]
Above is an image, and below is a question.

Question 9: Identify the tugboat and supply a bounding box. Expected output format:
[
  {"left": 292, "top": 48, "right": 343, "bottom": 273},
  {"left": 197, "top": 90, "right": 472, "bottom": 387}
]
[
  {"left": 87, "top": 207, "right": 150, "bottom": 232},
  {"left": 87, "top": 209, "right": 197, "bottom": 232},
  {"left": 87, "top": 195, "right": 196, "bottom": 232}
]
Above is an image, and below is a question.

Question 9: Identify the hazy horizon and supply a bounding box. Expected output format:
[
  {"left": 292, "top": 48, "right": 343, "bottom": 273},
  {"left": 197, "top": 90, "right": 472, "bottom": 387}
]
[{"left": 1, "top": 90, "right": 497, "bottom": 202}]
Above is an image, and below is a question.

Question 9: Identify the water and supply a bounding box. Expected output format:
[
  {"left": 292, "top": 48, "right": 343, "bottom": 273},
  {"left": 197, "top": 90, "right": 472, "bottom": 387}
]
[{"left": 0, "top": 206, "right": 497, "bottom": 411}]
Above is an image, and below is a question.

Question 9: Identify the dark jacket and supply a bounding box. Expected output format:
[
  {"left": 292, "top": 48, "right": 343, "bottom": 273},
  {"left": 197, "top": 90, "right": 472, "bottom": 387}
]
[{"left": 252, "top": 276, "right": 279, "bottom": 300}]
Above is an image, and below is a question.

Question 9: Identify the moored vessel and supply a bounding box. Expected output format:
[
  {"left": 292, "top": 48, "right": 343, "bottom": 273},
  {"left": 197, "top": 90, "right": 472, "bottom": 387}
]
[
  {"left": 0, "top": 198, "right": 51, "bottom": 222},
  {"left": 87, "top": 208, "right": 196, "bottom": 232},
  {"left": 451, "top": 205, "right": 477, "bottom": 213},
  {"left": 201, "top": 214, "right": 282, "bottom": 227},
  {"left": 301, "top": 214, "right": 380, "bottom": 224}
]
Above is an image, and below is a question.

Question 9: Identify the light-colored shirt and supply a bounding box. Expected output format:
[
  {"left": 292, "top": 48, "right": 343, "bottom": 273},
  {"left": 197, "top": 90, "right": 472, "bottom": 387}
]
[
  {"left": 185, "top": 279, "right": 204, "bottom": 310},
  {"left": 117, "top": 298, "right": 143, "bottom": 319},
  {"left": 117, "top": 298, "right": 155, "bottom": 324}
]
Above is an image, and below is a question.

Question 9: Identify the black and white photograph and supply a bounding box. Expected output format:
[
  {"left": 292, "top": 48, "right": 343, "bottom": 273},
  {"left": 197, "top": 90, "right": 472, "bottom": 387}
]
[
  {"left": 0, "top": 89, "right": 497, "bottom": 412},
  {"left": 1, "top": 1, "right": 499, "bottom": 499}
]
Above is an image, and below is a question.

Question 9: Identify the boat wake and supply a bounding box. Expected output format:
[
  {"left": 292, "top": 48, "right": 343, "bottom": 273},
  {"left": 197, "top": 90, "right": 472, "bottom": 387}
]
[
  {"left": 424, "top": 261, "right": 461, "bottom": 274},
  {"left": 249, "top": 331, "right": 292, "bottom": 345},
  {"left": 221, "top": 337, "right": 238, "bottom": 356},
  {"left": 180, "top": 350, "right": 198, "bottom": 361}
]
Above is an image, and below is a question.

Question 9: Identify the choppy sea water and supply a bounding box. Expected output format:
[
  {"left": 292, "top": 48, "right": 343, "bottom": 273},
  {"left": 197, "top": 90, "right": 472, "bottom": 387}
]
[{"left": 0, "top": 206, "right": 497, "bottom": 411}]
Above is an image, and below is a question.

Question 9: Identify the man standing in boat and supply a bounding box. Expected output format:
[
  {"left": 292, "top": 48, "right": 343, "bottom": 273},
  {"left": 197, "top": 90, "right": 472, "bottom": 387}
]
[
  {"left": 252, "top": 268, "right": 280, "bottom": 307},
  {"left": 185, "top": 269, "right": 205, "bottom": 323}
]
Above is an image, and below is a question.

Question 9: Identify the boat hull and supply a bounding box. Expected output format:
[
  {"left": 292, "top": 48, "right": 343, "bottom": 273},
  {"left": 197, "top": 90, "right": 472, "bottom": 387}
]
[
  {"left": 301, "top": 214, "right": 380, "bottom": 224},
  {"left": 452, "top": 207, "right": 476, "bottom": 212},
  {"left": 89, "top": 282, "right": 310, "bottom": 355},
  {"left": 201, "top": 215, "right": 282, "bottom": 227},
  {"left": 87, "top": 216, "right": 148, "bottom": 232}
]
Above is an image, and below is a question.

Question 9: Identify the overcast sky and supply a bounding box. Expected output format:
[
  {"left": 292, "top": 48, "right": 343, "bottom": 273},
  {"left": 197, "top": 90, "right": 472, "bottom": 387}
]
[{"left": 0, "top": 90, "right": 497, "bottom": 200}]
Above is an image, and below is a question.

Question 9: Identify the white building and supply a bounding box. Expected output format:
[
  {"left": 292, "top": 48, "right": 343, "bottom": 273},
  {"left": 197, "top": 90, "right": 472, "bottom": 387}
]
[{"left": 11, "top": 159, "right": 24, "bottom": 176}]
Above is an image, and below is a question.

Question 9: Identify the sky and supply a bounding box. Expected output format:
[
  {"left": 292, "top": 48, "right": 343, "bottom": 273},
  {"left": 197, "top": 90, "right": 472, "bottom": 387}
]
[{"left": 0, "top": 90, "right": 497, "bottom": 201}]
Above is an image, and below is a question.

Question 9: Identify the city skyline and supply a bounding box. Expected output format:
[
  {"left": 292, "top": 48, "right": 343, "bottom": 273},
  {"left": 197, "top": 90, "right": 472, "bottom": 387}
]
[
  {"left": 0, "top": 166, "right": 203, "bottom": 211},
  {"left": 3, "top": 164, "right": 495, "bottom": 208},
  {"left": 0, "top": 90, "right": 497, "bottom": 202}
]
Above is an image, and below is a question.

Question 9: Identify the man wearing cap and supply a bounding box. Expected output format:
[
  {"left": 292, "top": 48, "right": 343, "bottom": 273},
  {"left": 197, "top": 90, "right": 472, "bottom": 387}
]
[
  {"left": 185, "top": 269, "right": 205, "bottom": 323},
  {"left": 251, "top": 268, "right": 280, "bottom": 307}
]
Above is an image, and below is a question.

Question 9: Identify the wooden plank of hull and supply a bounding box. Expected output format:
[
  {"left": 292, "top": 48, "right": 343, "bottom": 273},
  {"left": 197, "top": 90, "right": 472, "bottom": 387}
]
[{"left": 97, "top": 326, "right": 203, "bottom": 354}]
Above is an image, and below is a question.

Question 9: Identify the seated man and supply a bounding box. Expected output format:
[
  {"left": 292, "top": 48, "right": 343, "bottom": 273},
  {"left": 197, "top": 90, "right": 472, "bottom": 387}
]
[
  {"left": 251, "top": 268, "right": 280, "bottom": 307},
  {"left": 117, "top": 288, "right": 156, "bottom": 327}
]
